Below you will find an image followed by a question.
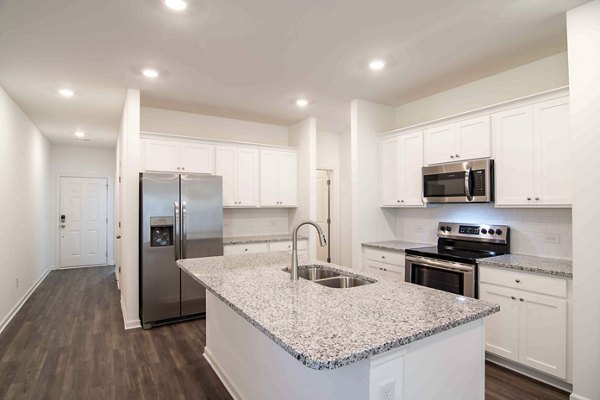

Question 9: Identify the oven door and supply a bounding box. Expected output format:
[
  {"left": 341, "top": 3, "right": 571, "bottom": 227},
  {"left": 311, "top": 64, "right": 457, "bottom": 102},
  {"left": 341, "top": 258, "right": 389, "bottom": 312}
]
[
  {"left": 422, "top": 159, "right": 493, "bottom": 203},
  {"left": 405, "top": 255, "right": 476, "bottom": 297}
]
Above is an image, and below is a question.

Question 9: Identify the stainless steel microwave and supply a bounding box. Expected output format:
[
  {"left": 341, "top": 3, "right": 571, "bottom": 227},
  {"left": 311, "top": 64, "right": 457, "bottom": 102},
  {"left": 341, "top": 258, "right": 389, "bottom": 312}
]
[{"left": 422, "top": 159, "right": 493, "bottom": 203}]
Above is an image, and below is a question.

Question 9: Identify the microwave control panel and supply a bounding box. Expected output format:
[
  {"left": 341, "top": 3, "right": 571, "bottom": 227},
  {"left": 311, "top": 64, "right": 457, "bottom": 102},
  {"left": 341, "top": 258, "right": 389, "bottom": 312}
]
[{"left": 472, "top": 170, "right": 485, "bottom": 196}]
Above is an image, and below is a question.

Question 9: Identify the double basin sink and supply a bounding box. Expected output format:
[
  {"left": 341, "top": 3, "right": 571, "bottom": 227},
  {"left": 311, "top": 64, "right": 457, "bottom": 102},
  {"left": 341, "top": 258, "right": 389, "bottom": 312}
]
[{"left": 283, "top": 265, "right": 375, "bottom": 288}]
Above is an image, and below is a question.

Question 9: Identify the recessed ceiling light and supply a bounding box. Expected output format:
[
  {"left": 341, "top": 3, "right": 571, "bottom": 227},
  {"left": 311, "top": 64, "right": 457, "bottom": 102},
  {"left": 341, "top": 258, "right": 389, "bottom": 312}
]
[
  {"left": 74, "top": 131, "right": 85, "bottom": 138},
  {"left": 164, "top": 0, "right": 188, "bottom": 11},
  {"left": 58, "top": 89, "right": 74, "bottom": 97},
  {"left": 368, "top": 59, "right": 386, "bottom": 71},
  {"left": 296, "top": 99, "right": 308, "bottom": 107},
  {"left": 142, "top": 69, "right": 159, "bottom": 78}
]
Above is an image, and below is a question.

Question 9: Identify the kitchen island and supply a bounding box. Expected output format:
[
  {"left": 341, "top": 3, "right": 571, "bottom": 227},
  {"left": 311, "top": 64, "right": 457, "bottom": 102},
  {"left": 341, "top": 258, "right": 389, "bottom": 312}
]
[{"left": 178, "top": 252, "right": 498, "bottom": 400}]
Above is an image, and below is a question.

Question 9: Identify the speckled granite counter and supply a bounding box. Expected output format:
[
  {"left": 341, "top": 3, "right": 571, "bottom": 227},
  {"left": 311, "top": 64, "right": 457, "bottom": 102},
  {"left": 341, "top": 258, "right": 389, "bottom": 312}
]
[
  {"left": 362, "top": 240, "right": 431, "bottom": 253},
  {"left": 479, "top": 254, "right": 573, "bottom": 278},
  {"left": 223, "top": 233, "right": 306, "bottom": 245},
  {"left": 177, "top": 252, "right": 499, "bottom": 370}
]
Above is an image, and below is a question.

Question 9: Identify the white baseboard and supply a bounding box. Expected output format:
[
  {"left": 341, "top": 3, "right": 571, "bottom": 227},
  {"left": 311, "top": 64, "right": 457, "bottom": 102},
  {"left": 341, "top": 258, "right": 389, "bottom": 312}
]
[
  {"left": 204, "top": 346, "right": 242, "bottom": 400},
  {"left": 120, "top": 295, "right": 141, "bottom": 330},
  {"left": 570, "top": 394, "right": 592, "bottom": 400},
  {"left": 0, "top": 267, "right": 52, "bottom": 335},
  {"left": 57, "top": 264, "right": 110, "bottom": 270}
]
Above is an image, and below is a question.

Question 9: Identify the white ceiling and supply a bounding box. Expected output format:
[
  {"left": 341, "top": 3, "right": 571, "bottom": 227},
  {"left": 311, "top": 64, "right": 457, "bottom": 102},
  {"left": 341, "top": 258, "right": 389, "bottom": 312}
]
[{"left": 0, "top": 0, "right": 588, "bottom": 147}]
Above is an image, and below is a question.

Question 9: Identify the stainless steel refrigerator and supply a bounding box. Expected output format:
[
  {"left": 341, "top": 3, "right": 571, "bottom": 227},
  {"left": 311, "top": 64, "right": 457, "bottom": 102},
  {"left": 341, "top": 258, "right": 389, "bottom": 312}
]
[{"left": 139, "top": 172, "right": 223, "bottom": 329}]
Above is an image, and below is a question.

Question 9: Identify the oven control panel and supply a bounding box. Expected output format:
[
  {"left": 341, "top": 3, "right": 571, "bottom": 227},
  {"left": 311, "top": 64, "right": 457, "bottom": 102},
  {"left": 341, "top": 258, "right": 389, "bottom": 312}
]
[{"left": 438, "top": 222, "right": 509, "bottom": 243}]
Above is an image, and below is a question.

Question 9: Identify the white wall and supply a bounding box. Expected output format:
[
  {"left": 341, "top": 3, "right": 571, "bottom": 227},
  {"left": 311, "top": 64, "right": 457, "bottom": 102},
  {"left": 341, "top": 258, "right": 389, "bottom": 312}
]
[
  {"left": 339, "top": 130, "right": 352, "bottom": 268},
  {"left": 0, "top": 86, "right": 52, "bottom": 333},
  {"left": 223, "top": 209, "right": 290, "bottom": 237},
  {"left": 289, "top": 118, "right": 317, "bottom": 258},
  {"left": 394, "top": 52, "right": 569, "bottom": 129},
  {"left": 141, "top": 107, "right": 289, "bottom": 146},
  {"left": 395, "top": 206, "right": 572, "bottom": 259},
  {"left": 50, "top": 145, "right": 116, "bottom": 266},
  {"left": 116, "top": 89, "right": 141, "bottom": 329},
  {"left": 317, "top": 131, "right": 341, "bottom": 264},
  {"left": 567, "top": 2, "right": 600, "bottom": 399},
  {"left": 350, "top": 100, "right": 396, "bottom": 269}
]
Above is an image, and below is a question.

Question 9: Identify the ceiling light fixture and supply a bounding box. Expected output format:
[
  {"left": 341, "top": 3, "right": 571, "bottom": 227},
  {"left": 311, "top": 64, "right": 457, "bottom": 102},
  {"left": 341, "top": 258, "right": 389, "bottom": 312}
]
[
  {"left": 74, "top": 131, "right": 85, "bottom": 138},
  {"left": 142, "top": 69, "right": 159, "bottom": 78},
  {"left": 296, "top": 99, "right": 308, "bottom": 107},
  {"left": 164, "top": 0, "right": 188, "bottom": 11},
  {"left": 368, "top": 59, "right": 386, "bottom": 71},
  {"left": 58, "top": 89, "right": 74, "bottom": 97}
]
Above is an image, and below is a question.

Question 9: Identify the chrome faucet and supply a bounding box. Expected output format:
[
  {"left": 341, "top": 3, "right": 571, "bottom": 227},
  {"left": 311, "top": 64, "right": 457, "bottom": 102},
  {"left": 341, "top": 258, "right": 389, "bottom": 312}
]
[{"left": 290, "top": 220, "right": 327, "bottom": 280}]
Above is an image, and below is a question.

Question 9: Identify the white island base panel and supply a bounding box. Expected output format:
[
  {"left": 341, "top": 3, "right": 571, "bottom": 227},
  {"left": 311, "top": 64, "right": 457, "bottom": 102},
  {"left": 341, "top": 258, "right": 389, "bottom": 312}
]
[{"left": 203, "top": 292, "right": 486, "bottom": 400}]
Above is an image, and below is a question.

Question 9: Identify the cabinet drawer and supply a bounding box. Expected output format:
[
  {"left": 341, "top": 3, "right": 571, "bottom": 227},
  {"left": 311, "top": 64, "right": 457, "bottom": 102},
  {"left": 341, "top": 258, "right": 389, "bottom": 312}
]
[
  {"left": 223, "top": 243, "right": 270, "bottom": 255},
  {"left": 364, "top": 248, "right": 405, "bottom": 267},
  {"left": 479, "top": 266, "right": 567, "bottom": 298},
  {"left": 366, "top": 260, "right": 405, "bottom": 281},
  {"left": 269, "top": 240, "right": 307, "bottom": 252}
]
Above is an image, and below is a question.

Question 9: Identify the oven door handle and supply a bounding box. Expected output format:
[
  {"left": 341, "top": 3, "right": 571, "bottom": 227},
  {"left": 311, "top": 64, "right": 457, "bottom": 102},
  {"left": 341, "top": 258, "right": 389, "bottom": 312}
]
[
  {"left": 406, "top": 255, "right": 474, "bottom": 273},
  {"left": 464, "top": 165, "right": 473, "bottom": 201}
]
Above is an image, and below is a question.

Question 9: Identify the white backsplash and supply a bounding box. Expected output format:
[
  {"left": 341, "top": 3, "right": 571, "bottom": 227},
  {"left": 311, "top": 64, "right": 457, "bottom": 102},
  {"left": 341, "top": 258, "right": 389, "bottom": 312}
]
[
  {"left": 395, "top": 204, "right": 572, "bottom": 260},
  {"left": 223, "top": 208, "right": 291, "bottom": 237}
]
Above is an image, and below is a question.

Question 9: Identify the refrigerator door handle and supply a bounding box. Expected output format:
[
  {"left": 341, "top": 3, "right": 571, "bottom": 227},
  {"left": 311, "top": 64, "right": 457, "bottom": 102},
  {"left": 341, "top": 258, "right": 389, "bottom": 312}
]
[
  {"left": 174, "top": 201, "right": 180, "bottom": 260},
  {"left": 182, "top": 201, "right": 187, "bottom": 259}
]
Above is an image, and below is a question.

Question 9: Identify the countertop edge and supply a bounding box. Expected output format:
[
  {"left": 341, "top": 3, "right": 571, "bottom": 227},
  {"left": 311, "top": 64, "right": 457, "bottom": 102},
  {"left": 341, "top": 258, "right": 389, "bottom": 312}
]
[{"left": 478, "top": 260, "right": 573, "bottom": 278}]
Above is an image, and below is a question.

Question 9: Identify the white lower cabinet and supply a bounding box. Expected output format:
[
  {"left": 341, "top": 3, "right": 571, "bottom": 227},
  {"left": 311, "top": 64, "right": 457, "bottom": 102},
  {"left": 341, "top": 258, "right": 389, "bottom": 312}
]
[
  {"left": 362, "top": 248, "right": 405, "bottom": 281},
  {"left": 223, "top": 240, "right": 307, "bottom": 257},
  {"left": 479, "top": 267, "right": 569, "bottom": 380}
]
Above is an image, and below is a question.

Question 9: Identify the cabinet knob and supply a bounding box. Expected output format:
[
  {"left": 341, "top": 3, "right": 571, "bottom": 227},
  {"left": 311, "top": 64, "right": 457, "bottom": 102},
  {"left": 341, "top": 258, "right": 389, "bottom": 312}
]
[
  {"left": 535, "top": 197, "right": 540, "bottom": 201},
  {"left": 450, "top": 155, "right": 455, "bottom": 159},
  {"left": 519, "top": 298, "right": 525, "bottom": 302},
  {"left": 239, "top": 201, "right": 242, "bottom": 205},
  {"left": 511, "top": 296, "right": 516, "bottom": 300},
  {"left": 397, "top": 200, "right": 400, "bottom": 203},
  {"left": 515, "top": 279, "right": 520, "bottom": 283},
  {"left": 181, "top": 167, "right": 185, "bottom": 171},
  {"left": 527, "top": 197, "right": 531, "bottom": 201},
  {"left": 381, "top": 256, "right": 386, "bottom": 259},
  {"left": 244, "top": 249, "right": 248, "bottom": 252},
  {"left": 401, "top": 200, "right": 405, "bottom": 203},
  {"left": 455, "top": 154, "right": 459, "bottom": 158},
  {"left": 177, "top": 167, "right": 181, "bottom": 170}
]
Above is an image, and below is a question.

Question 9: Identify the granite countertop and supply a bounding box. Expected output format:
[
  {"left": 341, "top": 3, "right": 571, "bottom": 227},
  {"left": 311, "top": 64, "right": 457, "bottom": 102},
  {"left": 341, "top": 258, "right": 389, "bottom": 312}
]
[
  {"left": 479, "top": 254, "right": 573, "bottom": 278},
  {"left": 177, "top": 252, "right": 499, "bottom": 370},
  {"left": 223, "top": 233, "right": 307, "bottom": 245},
  {"left": 362, "top": 240, "right": 431, "bottom": 253}
]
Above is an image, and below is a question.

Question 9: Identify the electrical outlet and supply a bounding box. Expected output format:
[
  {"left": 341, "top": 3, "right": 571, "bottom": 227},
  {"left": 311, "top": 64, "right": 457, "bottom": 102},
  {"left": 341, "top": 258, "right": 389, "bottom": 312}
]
[
  {"left": 379, "top": 380, "right": 395, "bottom": 400},
  {"left": 544, "top": 234, "right": 560, "bottom": 244},
  {"left": 15, "top": 278, "right": 19, "bottom": 288}
]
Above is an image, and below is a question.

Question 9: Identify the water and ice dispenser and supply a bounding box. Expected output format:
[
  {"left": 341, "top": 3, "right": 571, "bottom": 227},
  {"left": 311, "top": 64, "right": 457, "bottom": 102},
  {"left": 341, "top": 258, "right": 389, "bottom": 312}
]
[{"left": 150, "top": 216, "right": 173, "bottom": 247}]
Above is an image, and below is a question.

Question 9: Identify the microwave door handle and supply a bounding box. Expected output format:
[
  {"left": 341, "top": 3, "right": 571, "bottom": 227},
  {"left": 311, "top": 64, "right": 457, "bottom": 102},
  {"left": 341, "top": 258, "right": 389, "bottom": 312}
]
[{"left": 465, "top": 166, "right": 473, "bottom": 201}]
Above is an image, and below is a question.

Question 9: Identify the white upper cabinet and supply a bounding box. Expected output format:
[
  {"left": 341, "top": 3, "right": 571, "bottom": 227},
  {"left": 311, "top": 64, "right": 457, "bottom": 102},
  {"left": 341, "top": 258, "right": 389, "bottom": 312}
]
[
  {"left": 260, "top": 150, "right": 298, "bottom": 207},
  {"left": 424, "top": 116, "right": 491, "bottom": 165},
  {"left": 215, "top": 146, "right": 259, "bottom": 207},
  {"left": 144, "top": 138, "right": 214, "bottom": 174},
  {"left": 494, "top": 96, "right": 571, "bottom": 207},
  {"left": 380, "top": 131, "right": 424, "bottom": 207}
]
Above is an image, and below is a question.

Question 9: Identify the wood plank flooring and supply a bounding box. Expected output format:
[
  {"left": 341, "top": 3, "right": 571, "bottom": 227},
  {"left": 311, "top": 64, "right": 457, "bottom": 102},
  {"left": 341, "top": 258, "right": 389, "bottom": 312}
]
[{"left": 0, "top": 266, "right": 570, "bottom": 399}]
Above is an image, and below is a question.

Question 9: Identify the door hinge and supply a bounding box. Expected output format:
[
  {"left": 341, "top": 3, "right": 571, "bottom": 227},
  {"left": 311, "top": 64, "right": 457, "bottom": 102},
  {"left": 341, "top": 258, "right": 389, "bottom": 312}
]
[
  {"left": 118, "top": 176, "right": 121, "bottom": 183},
  {"left": 106, "top": 218, "right": 108, "bottom": 224},
  {"left": 118, "top": 266, "right": 121, "bottom": 273},
  {"left": 106, "top": 184, "right": 108, "bottom": 189}
]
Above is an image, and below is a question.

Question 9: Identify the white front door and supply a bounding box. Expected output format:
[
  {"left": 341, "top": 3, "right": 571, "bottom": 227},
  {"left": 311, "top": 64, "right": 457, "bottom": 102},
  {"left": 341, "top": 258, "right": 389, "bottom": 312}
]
[{"left": 59, "top": 177, "right": 108, "bottom": 267}]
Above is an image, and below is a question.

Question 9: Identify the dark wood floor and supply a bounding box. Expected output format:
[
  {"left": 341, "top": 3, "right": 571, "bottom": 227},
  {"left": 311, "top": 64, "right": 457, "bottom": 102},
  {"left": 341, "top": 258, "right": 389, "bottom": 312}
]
[{"left": 0, "top": 266, "right": 570, "bottom": 400}]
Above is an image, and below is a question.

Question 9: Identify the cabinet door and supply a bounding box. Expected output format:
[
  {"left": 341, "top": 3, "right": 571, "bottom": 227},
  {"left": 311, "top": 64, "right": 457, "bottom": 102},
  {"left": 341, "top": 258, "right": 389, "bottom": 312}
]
[
  {"left": 215, "top": 146, "right": 237, "bottom": 206},
  {"left": 144, "top": 139, "right": 180, "bottom": 172},
  {"left": 493, "top": 106, "right": 536, "bottom": 206},
  {"left": 424, "top": 124, "right": 456, "bottom": 165},
  {"left": 455, "top": 116, "right": 491, "bottom": 161},
  {"left": 518, "top": 292, "right": 567, "bottom": 379},
  {"left": 400, "top": 131, "right": 424, "bottom": 206},
  {"left": 381, "top": 137, "right": 400, "bottom": 206},
  {"left": 236, "top": 148, "right": 260, "bottom": 206},
  {"left": 260, "top": 150, "right": 279, "bottom": 206},
  {"left": 278, "top": 152, "right": 298, "bottom": 206},
  {"left": 180, "top": 142, "right": 214, "bottom": 174},
  {"left": 534, "top": 97, "right": 571, "bottom": 207},
  {"left": 479, "top": 283, "right": 519, "bottom": 362}
]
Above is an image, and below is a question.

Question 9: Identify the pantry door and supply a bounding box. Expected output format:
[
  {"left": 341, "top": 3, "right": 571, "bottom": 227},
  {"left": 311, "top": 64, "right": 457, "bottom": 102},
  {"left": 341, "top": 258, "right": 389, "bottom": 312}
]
[{"left": 59, "top": 177, "right": 108, "bottom": 268}]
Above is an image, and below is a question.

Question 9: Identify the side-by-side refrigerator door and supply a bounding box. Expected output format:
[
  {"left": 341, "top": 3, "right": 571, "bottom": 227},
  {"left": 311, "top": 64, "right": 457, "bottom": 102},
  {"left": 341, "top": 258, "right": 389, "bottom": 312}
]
[
  {"left": 140, "top": 173, "right": 181, "bottom": 327},
  {"left": 180, "top": 174, "right": 224, "bottom": 316}
]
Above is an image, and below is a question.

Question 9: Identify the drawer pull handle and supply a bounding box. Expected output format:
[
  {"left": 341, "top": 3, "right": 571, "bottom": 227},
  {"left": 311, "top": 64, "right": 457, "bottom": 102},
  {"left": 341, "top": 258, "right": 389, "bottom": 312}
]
[{"left": 510, "top": 296, "right": 516, "bottom": 300}]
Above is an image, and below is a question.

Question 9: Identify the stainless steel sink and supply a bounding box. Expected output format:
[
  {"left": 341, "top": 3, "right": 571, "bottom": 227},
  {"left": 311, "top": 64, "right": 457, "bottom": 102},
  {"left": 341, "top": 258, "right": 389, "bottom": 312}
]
[
  {"left": 314, "top": 276, "right": 373, "bottom": 288},
  {"left": 282, "top": 265, "right": 375, "bottom": 288},
  {"left": 282, "top": 266, "right": 340, "bottom": 281}
]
